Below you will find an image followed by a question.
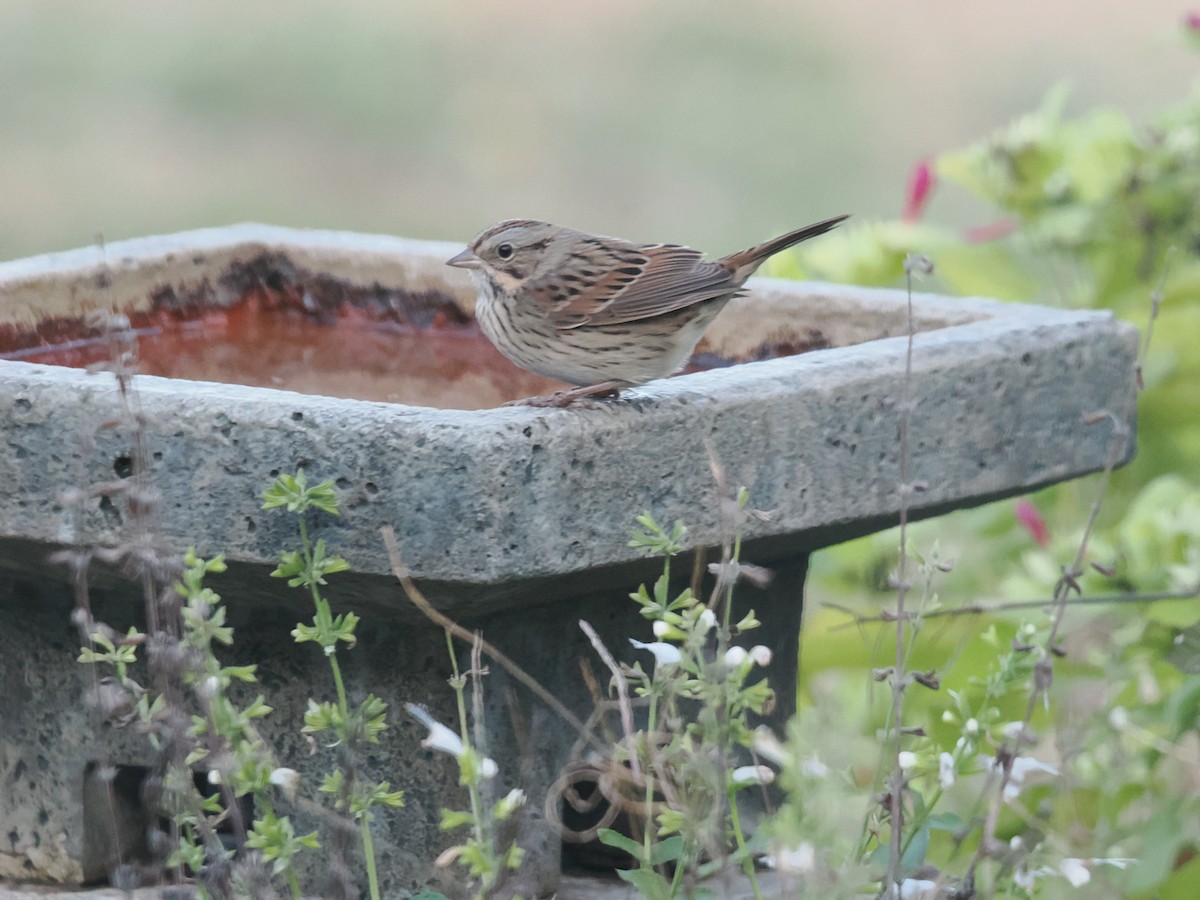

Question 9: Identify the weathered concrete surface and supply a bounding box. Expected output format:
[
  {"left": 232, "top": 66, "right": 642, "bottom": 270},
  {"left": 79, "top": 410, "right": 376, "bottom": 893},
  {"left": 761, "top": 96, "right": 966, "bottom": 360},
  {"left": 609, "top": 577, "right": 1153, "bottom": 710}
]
[{"left": 0, "top": 225, "right": 1140, "bottom": 894}]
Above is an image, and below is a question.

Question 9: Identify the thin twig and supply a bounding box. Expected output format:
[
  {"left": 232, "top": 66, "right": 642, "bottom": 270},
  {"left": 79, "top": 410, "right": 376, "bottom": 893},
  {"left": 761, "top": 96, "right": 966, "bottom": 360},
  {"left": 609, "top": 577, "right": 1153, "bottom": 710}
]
[
  {"left": 826, "top": 581, "right": 1200, "bottom": 630},
  {"left": 470, "top": 631, "right": 488, "bottom": 765},
  {"left": 885, "top": 254, "right": 928, "bottom": 898},
  {"left": 381, "top": 526, "right": 603, "bottom": 752},
  {"left": 578, "top": 619, "right": 641, "bottom": 781}
]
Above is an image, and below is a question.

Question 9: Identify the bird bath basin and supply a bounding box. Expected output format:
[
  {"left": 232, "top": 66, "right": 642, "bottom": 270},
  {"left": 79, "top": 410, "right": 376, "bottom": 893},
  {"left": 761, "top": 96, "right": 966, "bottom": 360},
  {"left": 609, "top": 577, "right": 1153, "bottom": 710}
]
[
  {"left": 0, "top": 230, "right": 835, "bottom": 411},
  {"left": 0, "top": 225, "right": 1137, "bottom": 895}
]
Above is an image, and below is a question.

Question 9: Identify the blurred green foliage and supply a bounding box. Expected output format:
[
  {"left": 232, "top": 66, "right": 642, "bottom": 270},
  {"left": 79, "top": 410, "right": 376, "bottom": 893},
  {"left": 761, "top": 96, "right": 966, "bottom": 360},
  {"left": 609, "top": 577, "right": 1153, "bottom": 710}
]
[
  {"left": 782, "top": 49, "right": 1200, "bottom": 606},
  {"left": 781, "top": 31, "right": 1200, "bottom": 897},
  {"left": 779, "top": 75, "right": 1200, "bottom": 493}
]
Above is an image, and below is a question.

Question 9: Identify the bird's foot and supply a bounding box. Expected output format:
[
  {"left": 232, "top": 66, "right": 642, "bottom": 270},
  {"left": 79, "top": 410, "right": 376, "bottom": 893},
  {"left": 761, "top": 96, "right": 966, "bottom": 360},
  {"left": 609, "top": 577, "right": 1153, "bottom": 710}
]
[{"left": 504, "top": 381, "right": 628, "bottom": 408}]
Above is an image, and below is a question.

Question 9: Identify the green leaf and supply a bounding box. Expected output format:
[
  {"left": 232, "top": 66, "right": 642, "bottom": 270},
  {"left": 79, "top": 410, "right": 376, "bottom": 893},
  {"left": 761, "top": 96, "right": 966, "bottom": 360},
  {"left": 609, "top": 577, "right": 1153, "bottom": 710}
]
[
  {"left": 352, "top": 780, "right": 404, "bottom": 815},
  {"left": 900, "top": 824, "right": 930, "bottom": 874},
  {"left": 440, "top": 809, "right": 474, "bottom": 831},
  {"left": 649, "top": 835, "right": 684, "bottom": 866},
  {"left": 242, "top": 694, "right": 273, "bottom": 720},
  {"left": 302, "top": 699, "right": 340, "bottom": 735},
  {"left": 223, "top": 664, "right": 258, "bottom": 683},
  {"left": 596, "top": 828, "right": 644, "bottom": 859},
  {"left": 502, "top": 841, "right": 525, "bottom": 871},
  {"left": 1164, "top": 675, "right": 1200, "bottom": 740},
  {"left": 616, "top": 867, "right": 674, "bottom": 900},
  {"left": 262, "top": 469, "right": 342, "bottom": 516},
  {"left": 927, "top": 812, "right": 966, "bottom": 833},
  {"left": 319, "top": 769, "right": 346, "bottom": 799},
  {"left": 628, "top": 512, "right": 686, "bottom": 557},
  {"left": 167, "top": 834, "right": 207, "bottom": 872},
  {"left": 932, "top": 239, "right": 1038, "bottom": 302},
  {"left": 1126, "top": 801, "right": 1187, "bottom": 891},
  {"left": 306, "top": 479, "right": 342, "bottom": 516}
]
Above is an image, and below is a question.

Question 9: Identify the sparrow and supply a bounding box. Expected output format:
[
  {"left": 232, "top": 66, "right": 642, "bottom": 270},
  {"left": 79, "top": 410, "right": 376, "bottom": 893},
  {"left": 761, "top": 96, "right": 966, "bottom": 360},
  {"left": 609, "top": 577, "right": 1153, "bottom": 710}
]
[{"left": 447, "top": 214, "right": 848, "bottom": 406}]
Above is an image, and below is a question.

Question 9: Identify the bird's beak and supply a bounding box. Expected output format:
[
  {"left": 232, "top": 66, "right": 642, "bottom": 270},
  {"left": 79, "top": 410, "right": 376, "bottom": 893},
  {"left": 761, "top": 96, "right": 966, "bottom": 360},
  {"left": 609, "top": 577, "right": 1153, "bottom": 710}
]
[{"left": 446, "top": 248, "right": 483, "bottom": 269}]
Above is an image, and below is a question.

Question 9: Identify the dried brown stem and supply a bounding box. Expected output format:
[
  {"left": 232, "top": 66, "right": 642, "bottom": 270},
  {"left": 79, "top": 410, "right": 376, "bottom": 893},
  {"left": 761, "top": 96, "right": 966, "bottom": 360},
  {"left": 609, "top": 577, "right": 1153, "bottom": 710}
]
[
  {"left": 826, "top": 581, "right": 1200, "bottom": 630},
  {"left": 885, "top": 255, "right": 927, "bottom": 898},
  {"left": 381, "top": 526, "right": 602, "bottom": 752},
  {"left": 578, "top": 619, "right": 641, "bottom": 781}
]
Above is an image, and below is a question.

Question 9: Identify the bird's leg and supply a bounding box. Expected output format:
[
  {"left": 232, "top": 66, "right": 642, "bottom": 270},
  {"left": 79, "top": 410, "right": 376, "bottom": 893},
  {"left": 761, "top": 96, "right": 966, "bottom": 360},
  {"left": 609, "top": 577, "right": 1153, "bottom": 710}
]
[{"left": 504, "top": 380, "right": 629, "bottom": 408}]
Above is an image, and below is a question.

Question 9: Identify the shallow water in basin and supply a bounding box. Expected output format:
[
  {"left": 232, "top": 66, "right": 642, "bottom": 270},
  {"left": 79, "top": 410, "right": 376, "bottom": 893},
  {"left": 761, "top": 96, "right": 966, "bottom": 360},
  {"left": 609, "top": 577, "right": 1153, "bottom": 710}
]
[{"left": 1, "top": 282, "right": 829, "bottom": 409}]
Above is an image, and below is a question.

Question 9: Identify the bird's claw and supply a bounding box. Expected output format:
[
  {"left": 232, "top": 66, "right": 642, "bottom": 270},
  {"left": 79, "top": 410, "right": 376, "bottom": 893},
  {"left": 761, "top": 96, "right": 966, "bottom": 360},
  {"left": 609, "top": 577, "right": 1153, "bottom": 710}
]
[{"left": 504, "top": 383, "right": 625, "bottom": 408}]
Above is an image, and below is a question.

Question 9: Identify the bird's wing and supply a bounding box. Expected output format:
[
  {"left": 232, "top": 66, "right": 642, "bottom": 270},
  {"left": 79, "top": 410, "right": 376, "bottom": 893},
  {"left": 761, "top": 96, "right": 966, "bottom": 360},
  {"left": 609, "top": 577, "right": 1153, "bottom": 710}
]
[{"left": 525, "top": 240, "right": 738, "bottom": 329}]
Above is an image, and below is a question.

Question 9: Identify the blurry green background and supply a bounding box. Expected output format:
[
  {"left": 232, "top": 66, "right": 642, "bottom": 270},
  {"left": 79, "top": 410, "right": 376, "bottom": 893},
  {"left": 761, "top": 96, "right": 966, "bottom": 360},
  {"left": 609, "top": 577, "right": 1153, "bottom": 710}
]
[{"left": 1, "top": 0, "right": 1193, "bottom": 259}]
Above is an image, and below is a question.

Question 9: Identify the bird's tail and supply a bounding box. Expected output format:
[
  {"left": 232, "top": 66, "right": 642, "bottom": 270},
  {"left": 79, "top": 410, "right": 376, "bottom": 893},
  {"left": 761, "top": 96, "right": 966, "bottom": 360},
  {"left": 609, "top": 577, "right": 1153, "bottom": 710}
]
[{"left": 720, "top": 213, "right": 849, "bottom": 282}]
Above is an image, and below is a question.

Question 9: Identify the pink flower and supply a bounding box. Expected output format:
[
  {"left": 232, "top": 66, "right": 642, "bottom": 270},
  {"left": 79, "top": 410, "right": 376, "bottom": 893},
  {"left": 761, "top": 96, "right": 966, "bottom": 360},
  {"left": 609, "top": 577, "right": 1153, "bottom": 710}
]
[
  {"left": 1185, "top": 11, "right": 1200, "bottom": 32},
  {"left": 902, "top": 158, "right": 936, "bottom": 222},
  {"left": 963, "top": 218, "right": 1018, "bottom": 243},
  {"left": 1014, "top": 498, "right": 1050, "bottom": 547}
]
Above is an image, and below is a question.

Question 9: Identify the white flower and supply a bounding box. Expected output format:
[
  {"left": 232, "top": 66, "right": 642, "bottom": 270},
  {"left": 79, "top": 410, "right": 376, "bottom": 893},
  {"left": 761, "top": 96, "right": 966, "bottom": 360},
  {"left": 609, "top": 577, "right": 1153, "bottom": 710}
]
[
  {"left": 749, "top": 645, "right": 772, "bottom": 667},
  {"left": 406, "top": 703, "right": 465, "bottom": 757},
  {"left": 938, "top": 752, "right": 955, "bottom": 788},
  {"left": 1009, "top": 756, "right": 1058, "bottom": 782},
  {"left": 649, "top": 619, "right": 687, "bottom": 641},
  {"left": 629, "top": 639, "right": 682, "bottom": 667},
  {"left": 770, "top": 842, "right": 816, "bottom": 873},
  {"left": 494, "top": 787, "right": 526, "bottom": 820},
  {"left": 1019, "top": 856, "right": 1132, "bottom": 891},
  {"left": 724, "top": 646, "right": 748, "bottom": 667},
  {"left": 1108, "top": 706, "right": 1129, "bottom": 731},
  {"left": 752, "top": 726, "right": 788, "bottom": 767},
  {"left": 899, "top": 877, "right": 938, "bottom": 899},
  {"left": 1001, "top": 720, "right": 1026, "bottom": 740},
  {"left": 730, "top": 765, "right": 775, "bottom": 786},
  {"left": 269, "top": 767, "right": 300, "bottom": 797},
  {"left": 698, "top": 609, "right": 717, "bottom": 632},
  {"left": 1012, "top": 866, "right": 1038, "bottom": 891},
  {"left": 801, "top": 753, "right": 830, "bottom": 779},
  {"left": 980, "top": 754, "right": 1058, "bottom": 801},
  {"left": 207, "top": 769, "right": 222, "bottom": 785},
  {"left": 1059, "top": 858, "right": 1090, "bottom": 887},
  {"left": 405, "top": 703, "right": 499, "bottom": 777},
  {"left": 897, "top": 751, "right": 918, "bottom": 771},
  {"left": 964, "top": 717, "right": 979, "bottom": 736}
]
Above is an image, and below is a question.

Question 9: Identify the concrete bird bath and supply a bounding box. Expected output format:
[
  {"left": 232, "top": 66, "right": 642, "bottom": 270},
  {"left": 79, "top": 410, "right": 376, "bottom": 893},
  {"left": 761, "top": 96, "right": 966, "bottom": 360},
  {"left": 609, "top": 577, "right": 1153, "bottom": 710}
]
[{"left": 0, "top": 225, "right": 1137, "bottom": 896}]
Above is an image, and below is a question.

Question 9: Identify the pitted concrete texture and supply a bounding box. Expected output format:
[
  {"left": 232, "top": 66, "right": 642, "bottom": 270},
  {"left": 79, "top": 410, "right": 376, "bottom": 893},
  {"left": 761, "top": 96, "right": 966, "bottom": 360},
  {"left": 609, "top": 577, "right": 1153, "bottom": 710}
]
[{"left": 0, "top": 225, "right": 1139, "bottom": 598}]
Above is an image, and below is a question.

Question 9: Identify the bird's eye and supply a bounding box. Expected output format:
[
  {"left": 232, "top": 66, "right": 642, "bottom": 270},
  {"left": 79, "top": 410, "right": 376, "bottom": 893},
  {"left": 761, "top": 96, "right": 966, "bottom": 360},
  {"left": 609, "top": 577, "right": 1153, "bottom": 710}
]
[{"left": 496, "top": 243, "right": 514, "bottom": 260}]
